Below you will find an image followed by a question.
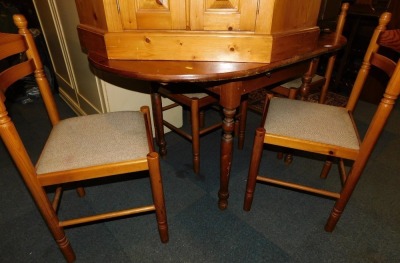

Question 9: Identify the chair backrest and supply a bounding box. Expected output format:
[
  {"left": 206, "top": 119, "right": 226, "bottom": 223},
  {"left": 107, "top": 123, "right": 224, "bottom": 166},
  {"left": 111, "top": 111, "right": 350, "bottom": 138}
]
[
  {"left": 346, "top": 12, "right": 399, "bottom": 111},
  {"left": 0, "top": 15, "right": 60, "bottom": 186},
  {"left": 0, "top": 14, "right": 59, "bottom": 126},
  {"left": 346, "top": 12, "right": 400, "bottom": 159},
  {"left": 317, "top": 2, "right": 348, "bottom": 104},
  {"left": 333, "top": 3, "right": 348, "bottom": 45}
]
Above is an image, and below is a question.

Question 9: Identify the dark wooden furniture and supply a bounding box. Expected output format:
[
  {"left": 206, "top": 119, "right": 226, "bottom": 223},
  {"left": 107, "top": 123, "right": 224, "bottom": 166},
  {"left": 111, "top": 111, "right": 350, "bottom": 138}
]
[
  {"left": 154, "top": 85, "right": 222, "bottom": 174},
  {"left": 271, "top": 3, "right": 349, "bottom": 102},
  {"left": 244, "top": 12, "right": 399, "bottom": 232},
  {"left": 88, "top": 29, "right": 347, "bottom": 210},
  {"left": 333, "top": 0, "right": 392, "bottom": 97},
  {"left": 260, "top": 3, "right": 349, "bottom": 165},
  {"left": 0, "top": 15, "right": 168, "bottom": 263}
]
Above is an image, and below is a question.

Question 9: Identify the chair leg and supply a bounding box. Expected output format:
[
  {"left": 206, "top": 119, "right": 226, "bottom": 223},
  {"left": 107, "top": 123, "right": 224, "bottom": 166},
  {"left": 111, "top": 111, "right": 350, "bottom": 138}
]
[
  {"left": 150, "top": 86, "right": 167, "bottom": 156},
  {"left": 147, "top": 152, "right": 169, "bottom": 243},
  {"left": 76, "top": 186, "right": 85, "bottom": 197},
  {"left": 199, "top": 110, "right": 205, "bottom": 128},
  {"left": 325, "top": 159, "right": 365, "bottom": 232},
  {"left": 320, "top": 157, "right": 334, "bottom": 179},
  {"left": 244, "top": 128, "right": 266, "bottom": 211},
  {"left": 238, "top": 99, "right": 248, "bottom": 150},
  {"left": 191, "top": 98, "right": 200, "bottom": 173},
  {"left": 32, "top": 185, "right": 75, "bottom": 261},
  {"left": 284, "top": 152, "right": 293, "bottom": 165},
  {"left": 288, "top": 87, "right": 298, "bottom": 100},
  {"left": 234, "top": 119, "right": 240, "bottom": 139},
  {"left": 319, "top": 55, "right": 337, "bottom": 104},
  {"left": 0, "top": 120, "right": 76, "bottom": 262}
]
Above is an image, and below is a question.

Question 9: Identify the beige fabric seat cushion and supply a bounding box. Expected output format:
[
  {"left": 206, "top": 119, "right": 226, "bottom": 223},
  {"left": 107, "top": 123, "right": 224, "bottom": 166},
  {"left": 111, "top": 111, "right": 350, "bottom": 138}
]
[
  {"left": 36, "top": 111, "right": 149, "bottom": 174},
  {"left": 280, "top": 74, "right": 325, "bottom": 89},
  {"left": 265, "top": 97, "right": 360, "bottom": 150}
]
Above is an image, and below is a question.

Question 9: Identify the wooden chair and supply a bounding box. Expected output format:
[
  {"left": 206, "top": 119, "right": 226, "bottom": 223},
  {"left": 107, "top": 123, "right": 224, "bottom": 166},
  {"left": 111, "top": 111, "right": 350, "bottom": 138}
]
[
  {"left": 271, "top": 2, "right": 349, "bottom": 102},
  {"left": 0, "top": 15, "right": 168, "bottom": 262},
  {"left": 262, "top": 3, "right": 350, "bottom": 165},
  {"left": 244, "top": 12, "right": 399, "bottom": 232},
  {"left": 151, "top": 84, "right": 224, "bottom": 174}
]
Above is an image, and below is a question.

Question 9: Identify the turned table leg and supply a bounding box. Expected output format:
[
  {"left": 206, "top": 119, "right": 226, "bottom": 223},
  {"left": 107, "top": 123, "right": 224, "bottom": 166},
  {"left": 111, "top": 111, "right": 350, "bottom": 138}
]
[
  {"left": 214, "top": 81, "right": 243, "bottom": 210},
  {"left": 218, "top": 107, "right": 236, "bottom": 209}
]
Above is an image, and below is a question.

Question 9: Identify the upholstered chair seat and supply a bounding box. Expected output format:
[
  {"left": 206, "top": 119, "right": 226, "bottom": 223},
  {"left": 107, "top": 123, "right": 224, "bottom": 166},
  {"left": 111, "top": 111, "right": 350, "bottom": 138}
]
[
  {"left": 37, "top": 111, "right": 149, "bottom": 175},
  {"left": 265, "top": 97, "right": 359, "bottom": 150}
]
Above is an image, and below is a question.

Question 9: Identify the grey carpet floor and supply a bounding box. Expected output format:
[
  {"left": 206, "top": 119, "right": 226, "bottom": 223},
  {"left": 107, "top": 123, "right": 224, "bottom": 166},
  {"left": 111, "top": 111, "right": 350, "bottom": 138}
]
[{"left": 1, "top": 94, "right": 399, "bottom": 263}]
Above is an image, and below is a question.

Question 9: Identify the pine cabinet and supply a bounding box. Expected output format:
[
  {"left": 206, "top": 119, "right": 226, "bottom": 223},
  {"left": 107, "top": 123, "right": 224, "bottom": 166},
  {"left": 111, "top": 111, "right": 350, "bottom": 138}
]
[{"left": 75, "top": 0, "right": 322, "bottom": 63}]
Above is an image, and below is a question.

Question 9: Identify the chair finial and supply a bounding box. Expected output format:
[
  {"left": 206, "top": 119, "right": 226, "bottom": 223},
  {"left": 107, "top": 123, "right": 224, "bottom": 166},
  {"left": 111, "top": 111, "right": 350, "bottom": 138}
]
[
  {"left": 380, "top": 12, "right": 392, "bottom": 26},
  {"left": 12, "top": 14, "right": 28, "bottom": 30},
  {"left": 342, "top": 2, "right": 350, "bottom": 12}
]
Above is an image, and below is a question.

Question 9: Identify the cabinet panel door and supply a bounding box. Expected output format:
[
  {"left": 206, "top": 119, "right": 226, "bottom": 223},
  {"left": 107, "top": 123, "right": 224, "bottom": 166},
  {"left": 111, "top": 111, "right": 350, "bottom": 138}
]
[
  {"left": 190, "top": 0, "right": 258, "bottom": 31},
  {"left": 119, "top": 0, "right": 186, "bottom": 30}
]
